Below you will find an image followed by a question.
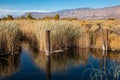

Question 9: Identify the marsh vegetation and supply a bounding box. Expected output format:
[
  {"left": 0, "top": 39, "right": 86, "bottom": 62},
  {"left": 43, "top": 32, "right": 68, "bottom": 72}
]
[
  {"left": 0, "top": 19, "right": 120, "bottom": 80},
  {"left": 0, "top": 19, "right": 120, "bottom": 53}
]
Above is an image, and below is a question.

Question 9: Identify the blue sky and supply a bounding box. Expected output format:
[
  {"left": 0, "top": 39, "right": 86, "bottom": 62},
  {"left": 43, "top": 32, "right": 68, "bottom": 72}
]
[{"left": 0, "top": 0, "right": 120, "bottom": 17}]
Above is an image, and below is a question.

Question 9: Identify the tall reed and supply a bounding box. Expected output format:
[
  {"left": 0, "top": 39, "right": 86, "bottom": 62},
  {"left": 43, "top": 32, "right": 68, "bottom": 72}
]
[
  {"left": 1, "top": 20, "right": 120, "bottom": 52},
  {"left": 33, "top": 20, "right": 82, "bottom": 51},
  {"left": 0, "top": 21, "right": 21, "bottom": 54}
]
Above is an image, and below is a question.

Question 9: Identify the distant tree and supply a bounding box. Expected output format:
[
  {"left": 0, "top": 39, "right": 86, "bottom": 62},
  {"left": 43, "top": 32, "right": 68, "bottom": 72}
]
[
  {"left": 108, "top": 18, "right": 115, "bottom": 20},
  {"left": 54, "top": 14, "right": 60, "bottom": 20},
  {"left": 7, "top": 15, "right": 13, "bottom": 20},
  {"left": 42, "top": 16, "right": 52, "bottom": 20},
  {"left": 42, "top": 14, "right": 60, "bottom": 20},
  {"left": 2, "top": 17, "right": 7, "bottom": 20},
  {"left": 26, "top": 13, "right": 34, "bottom": 19},
  {"left": 62, "top": 18, "right": 77, "bottom": 21},
  {"left": 20, "top": 16, "right": 26, "bottom": 19},
  {"left": 38, "top": 18, "right": 42, "bottom": 20},
  {"left": 15, "top": 16, "right": 26, "bottom": 20}
]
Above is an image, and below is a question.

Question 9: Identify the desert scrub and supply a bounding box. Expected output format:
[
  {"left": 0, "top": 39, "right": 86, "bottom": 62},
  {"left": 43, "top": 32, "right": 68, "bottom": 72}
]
[
  {"left": 34, "top": 20, "right": 82, "bottom": 51},
  {"left": 0, "top": 21, "right": 22, "bottom": 54}
]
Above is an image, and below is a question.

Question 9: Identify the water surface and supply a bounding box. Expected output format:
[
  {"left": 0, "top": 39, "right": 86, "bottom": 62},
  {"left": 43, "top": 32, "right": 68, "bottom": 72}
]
[{"left": 0, "top": 43, "right": 120, "bottom": 80}]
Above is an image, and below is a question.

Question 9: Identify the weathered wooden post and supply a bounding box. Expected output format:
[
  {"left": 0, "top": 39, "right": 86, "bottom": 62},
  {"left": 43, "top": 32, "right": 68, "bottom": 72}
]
[{"left": 46, "top": 30, "right": 51, "bottom": 56}]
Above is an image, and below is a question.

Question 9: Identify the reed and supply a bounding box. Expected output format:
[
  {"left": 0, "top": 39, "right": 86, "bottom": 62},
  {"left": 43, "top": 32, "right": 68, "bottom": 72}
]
[
  {"left": 17, "top": 20, "right": 82, "bottom": 51},
  {"left": 33, "top": 20, "right": 82, "bottom": 51},
  {"left": 0, "top": 21, "right": 21, "bottom": 54},
  {"left": 1, "top": 19, "right": 120, "bottom": 52}
]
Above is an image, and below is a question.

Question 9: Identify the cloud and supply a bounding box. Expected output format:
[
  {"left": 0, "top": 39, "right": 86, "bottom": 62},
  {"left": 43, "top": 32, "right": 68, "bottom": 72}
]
[
  {"left": 0, "top": 9, "right": 52, "bottom": 17},
  {"left": 0, "top": 9, "right": 51, "bottom": 13}
]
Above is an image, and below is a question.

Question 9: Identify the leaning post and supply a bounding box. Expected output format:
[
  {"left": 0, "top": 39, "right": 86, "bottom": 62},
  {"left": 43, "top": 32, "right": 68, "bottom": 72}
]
[{"left": 46, "top": 30, "right": 51, "bottom": 56}]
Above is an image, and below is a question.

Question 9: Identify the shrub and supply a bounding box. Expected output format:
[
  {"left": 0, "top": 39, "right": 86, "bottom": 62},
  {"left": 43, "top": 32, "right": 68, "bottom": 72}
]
[
  {"left": 53, "top": 14, "right": 60, "bottom": 20},
  {"left": 26, "top": 13, "right": 34, "bottom": 19},
  {"left": 7, "top": 15, "right": 14, "bottom": 20}
]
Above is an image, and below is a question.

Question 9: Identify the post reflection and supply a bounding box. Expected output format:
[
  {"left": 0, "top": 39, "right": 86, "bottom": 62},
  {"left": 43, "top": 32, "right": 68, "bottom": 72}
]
[
  {"left": 101, "top": 50, "right": 108, "bottom": 80},
  {"left": 100, "top": 50, "right": 108, "bottom": 72},
  {"left": 46, "top": 56, "right": 51, "bottom": 80}
]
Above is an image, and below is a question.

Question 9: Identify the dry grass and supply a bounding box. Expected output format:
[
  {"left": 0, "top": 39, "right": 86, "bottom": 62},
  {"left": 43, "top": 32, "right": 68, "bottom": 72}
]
[
  {"left": 0, "top": 19, "right": 120, "bottom": 52},
  {"left": 16, "top": 20, "right": 82, "bottom": 51},
  {"left": 34, "top": 20, "right": 81, "bottom": 51},
  {"left": 11, "top": 20, "right": 120, "bottom": 51},
  {"left": 0, "top": 21, "right": 21, "bottom": 54},
  {"left": 78, "top": 20, "right": 120, "bottom": 50}
]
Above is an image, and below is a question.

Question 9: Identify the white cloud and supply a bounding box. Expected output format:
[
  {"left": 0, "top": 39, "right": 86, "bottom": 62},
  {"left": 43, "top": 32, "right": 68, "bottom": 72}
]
[
  {"left": 0, "top": 9, "right": 52, "bottom": 17},
  {"left": 0, "top": 9, "right": 51, "bottom": 13}
]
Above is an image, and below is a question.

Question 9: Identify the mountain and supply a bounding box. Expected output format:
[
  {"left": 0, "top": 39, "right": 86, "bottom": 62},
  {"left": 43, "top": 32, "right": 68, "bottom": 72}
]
[{"left": 22, "top": 6, "right": 120, "bottom": 20}]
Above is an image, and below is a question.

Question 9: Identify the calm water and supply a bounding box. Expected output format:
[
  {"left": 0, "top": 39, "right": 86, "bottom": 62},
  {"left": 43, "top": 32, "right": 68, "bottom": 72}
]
[{"left": 0, "top": 43, "right": 120, "bottom": 80}]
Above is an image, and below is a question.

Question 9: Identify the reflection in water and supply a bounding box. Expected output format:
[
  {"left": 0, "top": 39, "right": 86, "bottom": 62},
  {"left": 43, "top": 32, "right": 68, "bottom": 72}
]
[
  {"left": 99, "top": 50, "right": 108, "bottom": 80},
  {"left": 29, "top": 48, "right": 89, "bottom": 72},
  {"left": 0, "top": 41, "right": 21, "bottom": 80},
  {"left": 22, "top": 42, "right": 120, "bottom": 80},
  {"left": 46, "top": 56, "right": 51, "bottom": 80},
  {"left": 0, "top": 42, "right": 120, "bottom": 80},
  {"left": 83, "top": 49, "right": 120, "bottom": 80},
  {"left": 50, "top": 48, "right": 89, "bottom": 72},
  {"left": 0, "top": 54, "right": 20, "bottom": 79}
]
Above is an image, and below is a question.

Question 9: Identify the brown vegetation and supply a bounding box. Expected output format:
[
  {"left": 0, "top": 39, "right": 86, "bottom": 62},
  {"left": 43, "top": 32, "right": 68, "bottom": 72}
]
[
  {"left": 0, "top": 19, "right": 120, "bottom": 54},
  {"left": 0, "top": 21, "right": 22, "bottom": 54}
]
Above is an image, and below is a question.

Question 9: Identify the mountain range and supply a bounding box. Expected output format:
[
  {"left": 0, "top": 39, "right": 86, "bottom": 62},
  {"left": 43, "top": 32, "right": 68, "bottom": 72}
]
[{"left": 23, "top": 6, "right": 120, "bottom": 20}]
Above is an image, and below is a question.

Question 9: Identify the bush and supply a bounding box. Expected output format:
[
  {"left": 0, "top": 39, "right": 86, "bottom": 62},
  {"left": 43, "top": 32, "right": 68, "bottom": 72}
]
[
  {"left": 62, "top": 18, "right": 77, "bottom": 21},
  {"left": 53, "top": 14, "right": 60, "bottom": 20},
  {"left": 7, "top": 15, "right": 14, "bottom": 20},
  {"left": 26, "top": 13, "right": 34, "bottom": 19},
  {"left": 108, "top": 18, "right": 115, "bottom": 20},
  {"left": 42, "top": 16, "right": 52, "bottom": 20}
]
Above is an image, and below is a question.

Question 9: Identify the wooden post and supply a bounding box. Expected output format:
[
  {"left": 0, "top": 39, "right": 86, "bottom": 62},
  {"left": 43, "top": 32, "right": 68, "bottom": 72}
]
[{"left": 46, "top": 30, "right": 51, "bottom": 56}]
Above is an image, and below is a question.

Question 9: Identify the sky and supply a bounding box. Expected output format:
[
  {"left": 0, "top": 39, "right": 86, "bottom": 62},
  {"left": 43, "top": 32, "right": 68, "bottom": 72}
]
[{"left": 0, "top": 0, "right": 120, "bottom": 17}]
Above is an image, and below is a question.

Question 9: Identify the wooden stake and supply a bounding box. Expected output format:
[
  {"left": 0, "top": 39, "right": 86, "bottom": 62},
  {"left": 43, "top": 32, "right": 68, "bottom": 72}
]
[{"left": 46, "top": 30, "right": 51, "bottom": 56}]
